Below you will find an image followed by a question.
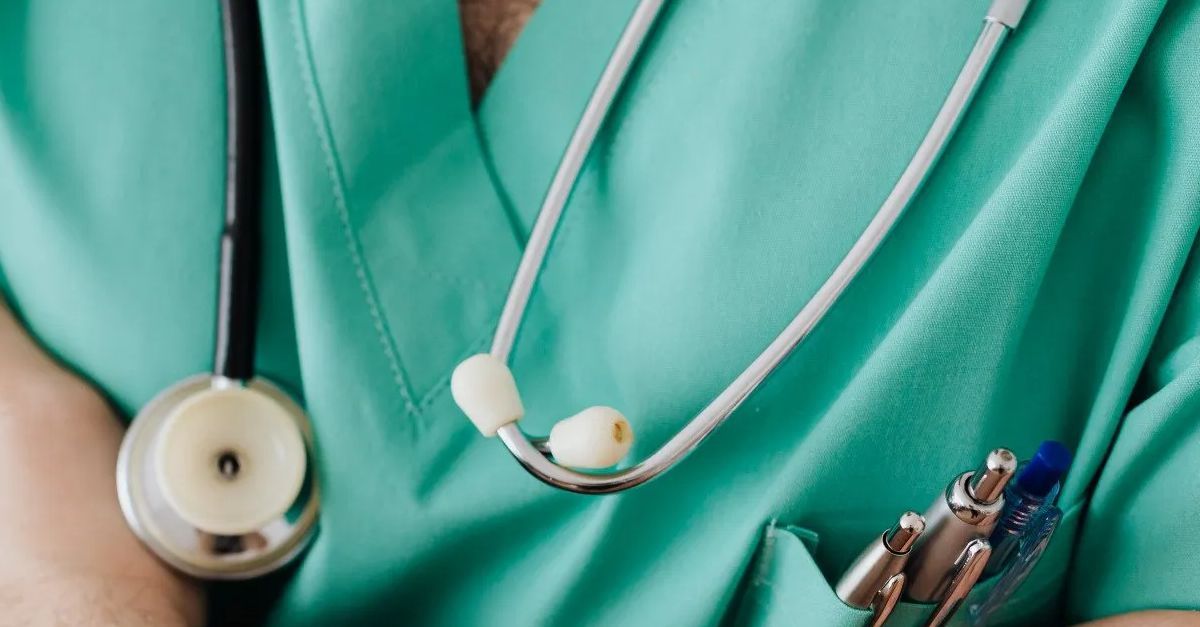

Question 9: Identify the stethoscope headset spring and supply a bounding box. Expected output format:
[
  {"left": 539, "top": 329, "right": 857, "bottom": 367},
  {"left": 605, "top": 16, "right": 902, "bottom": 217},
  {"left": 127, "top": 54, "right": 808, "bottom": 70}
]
[{"left": 449, "top": 0, "right": 1033, "bottom": 493}]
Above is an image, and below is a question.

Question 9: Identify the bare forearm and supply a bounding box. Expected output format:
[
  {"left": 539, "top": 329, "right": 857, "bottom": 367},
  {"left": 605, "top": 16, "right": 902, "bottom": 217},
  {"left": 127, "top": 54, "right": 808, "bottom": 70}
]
[
  {"left": 0, "top": 306, "right": 204, "bottom": 626},
  {"left": 0, "top": 576, "right": 199, "bottom": 627},
  {"left": 1081, "top": 610, "right": 1200, "bottom": 626},
  {"left": 0, "top": 409, "right": 203, "bottom": 627}
]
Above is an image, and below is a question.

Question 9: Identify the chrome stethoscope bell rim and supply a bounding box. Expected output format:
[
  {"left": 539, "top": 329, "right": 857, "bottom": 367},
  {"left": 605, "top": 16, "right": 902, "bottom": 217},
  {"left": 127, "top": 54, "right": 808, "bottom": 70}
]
[{"left": 116, "top": 375, "right": 320, "bottom": 580}]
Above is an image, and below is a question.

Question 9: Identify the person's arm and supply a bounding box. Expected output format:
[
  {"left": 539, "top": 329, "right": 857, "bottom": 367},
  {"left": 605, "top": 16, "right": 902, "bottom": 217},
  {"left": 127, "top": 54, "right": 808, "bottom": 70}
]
[
  {"left": 1082, "top": 611, "right": 1200, "bottom": 626},
  {"left": 0, "top": 303, "right": 203, "bottom": 626}
]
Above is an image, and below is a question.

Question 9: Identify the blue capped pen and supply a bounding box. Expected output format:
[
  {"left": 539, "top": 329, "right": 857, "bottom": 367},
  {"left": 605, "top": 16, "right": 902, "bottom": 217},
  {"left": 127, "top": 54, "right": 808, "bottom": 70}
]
[
  {"left": 969, "top": 441, "right": 1072, "bottom": 626},
  {"left": 984, "top": 441, "right": 1072, "bottom": 576}
]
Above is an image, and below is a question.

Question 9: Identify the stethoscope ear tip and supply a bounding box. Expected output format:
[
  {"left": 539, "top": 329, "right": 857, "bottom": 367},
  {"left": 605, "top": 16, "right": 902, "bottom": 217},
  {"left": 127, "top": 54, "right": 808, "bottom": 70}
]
[
  {"left": 451, "top": 354, "right": 636, "bottom": 470},
  {"left": 451, "top": 353, "right": 525, "bottom": 437},
  {"left": 548, "top": 406, "right": 634, "bottom": 470}
]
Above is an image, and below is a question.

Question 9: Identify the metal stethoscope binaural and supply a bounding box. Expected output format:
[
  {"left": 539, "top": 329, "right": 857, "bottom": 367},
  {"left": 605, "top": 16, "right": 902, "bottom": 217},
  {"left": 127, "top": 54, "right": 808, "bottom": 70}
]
[
  {"left": 117, "top": 0, "right": 1036, "bottom": 580},
  {"left": 451, "top": 0, "right": 1033, "bottom": 488}
]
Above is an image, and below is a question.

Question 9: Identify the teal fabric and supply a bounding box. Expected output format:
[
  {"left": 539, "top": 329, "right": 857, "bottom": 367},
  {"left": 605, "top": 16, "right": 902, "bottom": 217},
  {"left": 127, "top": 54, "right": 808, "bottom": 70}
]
[
  {"left": 2, "top": 0, "right": 1200, "bottom": 625},
  {"left": 735, "top": 525, "right": 873, "bottom": 627}
]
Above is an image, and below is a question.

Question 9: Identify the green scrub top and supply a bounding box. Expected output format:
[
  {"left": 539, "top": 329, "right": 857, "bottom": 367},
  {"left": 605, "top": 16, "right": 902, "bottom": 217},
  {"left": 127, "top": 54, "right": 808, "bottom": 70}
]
[{"left": 2, "top": 0, "right": 1199, "bottom": 625}]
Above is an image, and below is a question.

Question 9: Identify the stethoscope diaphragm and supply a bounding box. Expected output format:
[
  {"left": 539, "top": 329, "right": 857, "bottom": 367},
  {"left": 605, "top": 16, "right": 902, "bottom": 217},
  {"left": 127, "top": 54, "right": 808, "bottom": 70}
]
[{"left": 116, "top": 375, "right": 319, "bottom": 580}]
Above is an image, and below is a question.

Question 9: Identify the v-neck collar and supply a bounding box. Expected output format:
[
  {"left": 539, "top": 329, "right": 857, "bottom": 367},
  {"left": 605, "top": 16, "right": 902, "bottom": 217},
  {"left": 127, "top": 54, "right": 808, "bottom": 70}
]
[
  {"left": 274, "top": 0, "right": 642, "bottom": 417},
  {"left": 471, "top": 0, "right": 643, "bottom": 237}
]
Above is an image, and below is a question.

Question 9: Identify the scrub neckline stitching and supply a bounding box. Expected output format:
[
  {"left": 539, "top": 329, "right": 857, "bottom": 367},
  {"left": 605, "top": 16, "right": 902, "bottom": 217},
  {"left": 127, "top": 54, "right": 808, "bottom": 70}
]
[{"left": 288, "top": 0, "right": 419, "bottom": 416}]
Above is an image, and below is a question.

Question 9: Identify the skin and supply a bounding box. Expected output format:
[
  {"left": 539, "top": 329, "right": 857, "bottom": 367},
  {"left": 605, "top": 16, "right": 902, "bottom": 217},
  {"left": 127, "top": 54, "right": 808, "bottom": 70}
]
[
  {"left": 1085, "top": 613, "right": 1200, "bottom": 626},
  {"left": 458, "top": 0, "right": 541, "bottom": 103},
  {"left": 0, "top": 3, "right": 1196, "bottom": 625},
  {"left": 0, "top": 302, "right": 204, "bottom": 626}
]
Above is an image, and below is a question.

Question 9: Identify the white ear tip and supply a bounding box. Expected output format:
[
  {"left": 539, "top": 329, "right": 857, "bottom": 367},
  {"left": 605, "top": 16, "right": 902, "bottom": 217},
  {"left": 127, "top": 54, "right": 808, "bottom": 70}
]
[
  {"left": 451, "top": 353, "right": 525, "bottom": 437},
  {"left": 548, "top": 406, "right": 634, "bottom": 469}
]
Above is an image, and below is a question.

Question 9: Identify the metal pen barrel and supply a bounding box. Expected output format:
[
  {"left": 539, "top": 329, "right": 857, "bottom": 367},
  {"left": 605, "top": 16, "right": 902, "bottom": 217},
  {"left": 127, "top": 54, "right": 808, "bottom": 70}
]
[
  {"left": 838, "top": 512, "right": 926, "bottom": 608},
  {"left": 904, "top": 449, "right": 1016, "bottom": 602}
]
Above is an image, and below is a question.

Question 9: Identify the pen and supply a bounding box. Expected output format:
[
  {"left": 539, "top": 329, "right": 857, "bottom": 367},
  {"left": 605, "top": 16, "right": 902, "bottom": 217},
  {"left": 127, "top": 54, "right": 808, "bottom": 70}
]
[
  {"left": 970, "top": 441, "right": 1072, "bottom": 625},
  {"left": 969, "top": 506, "right": 1061, "bottom": 626},
  {"left": 983, "top": 441, "right": 1071, "bottom": 576},
  {"left": 904, "top": 448, "right": 1016, "bottom": 603},
  {"left": 836, "top": 512, "right": 926, "bottom": 626},
  {"left": 925, "top": 538, "right": 992, "bottom": 627}
]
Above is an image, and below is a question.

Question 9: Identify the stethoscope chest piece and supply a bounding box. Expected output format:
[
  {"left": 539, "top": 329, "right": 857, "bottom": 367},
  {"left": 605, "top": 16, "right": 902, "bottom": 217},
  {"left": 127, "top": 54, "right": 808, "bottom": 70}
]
[{"left": 117, "top": 375, "right": 319, "bottom": 580}]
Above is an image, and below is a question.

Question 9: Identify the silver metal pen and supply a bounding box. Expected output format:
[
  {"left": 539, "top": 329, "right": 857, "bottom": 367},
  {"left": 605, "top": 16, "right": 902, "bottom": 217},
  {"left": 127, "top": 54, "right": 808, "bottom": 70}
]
[
  {"left": 904, "top": 449, "right": 1016, "bottom": 603},
  {"left": 837, "top": 512, "right": 926, "bottom": 627},
  {"left": 925, "top": 538, "right": 992, "bottom": 627}
]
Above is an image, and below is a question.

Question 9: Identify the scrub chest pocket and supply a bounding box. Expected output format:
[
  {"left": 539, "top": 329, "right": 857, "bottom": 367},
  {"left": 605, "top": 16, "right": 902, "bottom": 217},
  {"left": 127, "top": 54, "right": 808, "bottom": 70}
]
[{"left": 735, "top": 504, "right": 1083, "bottom": 627}]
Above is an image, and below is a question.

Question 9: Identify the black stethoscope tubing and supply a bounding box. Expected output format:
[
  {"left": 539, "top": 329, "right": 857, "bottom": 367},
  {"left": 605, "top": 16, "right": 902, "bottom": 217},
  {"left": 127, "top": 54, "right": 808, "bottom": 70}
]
[{"left": 214, "top": 0, "right": 263, "bottom": 382}]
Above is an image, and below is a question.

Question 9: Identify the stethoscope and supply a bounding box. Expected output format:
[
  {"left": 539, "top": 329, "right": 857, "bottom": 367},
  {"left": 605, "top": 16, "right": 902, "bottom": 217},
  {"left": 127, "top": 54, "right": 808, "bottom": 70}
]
[
  {"left": 450, "top": 0, "right": 1033, "bottom": 490},
  {"left": 116, "top": 0, "right": 318, "bottom": 579},
  {"left": 117, "top": 0, "right": 1034, "bottom": 580}
]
